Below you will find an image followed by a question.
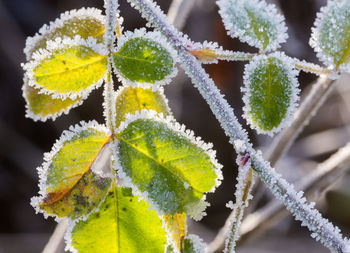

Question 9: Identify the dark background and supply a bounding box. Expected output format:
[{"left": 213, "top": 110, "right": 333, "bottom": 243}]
[{"left": 0, "top": 0, "right": 349, "bottom": 252}]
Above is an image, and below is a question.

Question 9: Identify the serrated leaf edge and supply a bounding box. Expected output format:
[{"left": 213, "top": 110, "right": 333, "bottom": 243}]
[
  {"left": 22, "top": 77, "right": 85, "bottom": 122},
  {"left": 24, "top": 7, "right": 105, "bottom": 60},
  {"left": 112, "top": 109, "right": 223, "bottom": 220},
  {"left": 112, "top": 28, "right": 178, "bottom": 86},
  {"left": 242, "top": 52, "right": 300, "bottom": 136},
  {"left": 30, "top": 120, "right": 111, "bottom": 221},
  {"left": 22, "top": 35, "right": 108, "bottom": 100},
  {"left": 309, "top": 0, "right": 350, "bottom": 72},
  {"left": 216, "top": 0, "right": 288, "bottom": 52}
]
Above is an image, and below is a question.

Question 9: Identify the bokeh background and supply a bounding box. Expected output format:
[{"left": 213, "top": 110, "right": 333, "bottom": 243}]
[{"left": 0, "top": 0, "right": 349, "bottom": 252}]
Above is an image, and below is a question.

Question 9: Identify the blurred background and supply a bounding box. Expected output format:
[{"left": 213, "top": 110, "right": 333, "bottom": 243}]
[{"left": 0, "top": 0, "right": 349, "bottom": 252}]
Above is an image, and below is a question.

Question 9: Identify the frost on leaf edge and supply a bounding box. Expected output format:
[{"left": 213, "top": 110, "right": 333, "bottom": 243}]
[
  {"left": 30, "top": 120, "right": 111, "bottom": 221},
  {"left": 112, "top": 28, "right": 178, "bottom": 87},
  {"left": 22, "top": 77, "right": 84, "bottom": 122},
  {"left": 112, "top": 109, "right": 223, "bottom": 220},
  {"left": 242, "top": 52, "right": 300, "bottom": 136},
  {"left": 309, "top": 0, "right": 350, "bottom": 72},
  {"left": 22, "top": 36, "right": 108, "bottom": 100},
  {"left": 216, "top": 0, "right": 288, "bottom": 52},
  {"left": 24, "top": 7, "right": 105, "bottom": 60}
]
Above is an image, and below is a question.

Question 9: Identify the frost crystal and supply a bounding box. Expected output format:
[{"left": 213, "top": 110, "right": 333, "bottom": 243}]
[{"left": 217, "top": 0, "right": 288, "bottom": 51}]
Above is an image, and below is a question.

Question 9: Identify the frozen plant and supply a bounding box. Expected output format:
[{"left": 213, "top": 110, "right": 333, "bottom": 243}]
[{"left": 22, "top": 0, "right": 350, "bottom": 252}]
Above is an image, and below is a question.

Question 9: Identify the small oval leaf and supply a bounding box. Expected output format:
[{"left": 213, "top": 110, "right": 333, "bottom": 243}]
[
  {"left": 23, "top": 37, "right": 108, "bottom": 100},
  {"left": 242, "top": 53, "right": 299, "bottom": 136},
  {"left": 66, "top": 186, "right": 168, "bottom": 253},
  {"left": 23, "top": 81, "right": 83, "bottom": 122},
  {"left": 24, "top": 8, "right": 105, "bottom": 60},
  {"left": 114, "top": 110, "right": 222, "bottom": 220},
  {"left": 31, "top": 121, "right": 111, "bottom": 219},
  {"left": 217, "top": 0, "right": 287, "bottom": 51},
  {"left": 115, "top": 85, "right": 171, "bottom": 128},
  {"left": 310, "top": 0, "right": 350, "bottom": 71},
  {"left": 113, "top": 29, "right": 177, "bottom": 85}
]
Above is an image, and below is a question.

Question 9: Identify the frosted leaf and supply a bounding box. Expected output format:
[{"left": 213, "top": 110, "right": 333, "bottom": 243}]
[
  {"left": 24, "top": 8, "right": 105, "bottom": 60},
  {"left": 242, "top": 52, "right": 300, "bottom": 136},
  {"left": 31, "top": 121, "right": 112, "bottom": 220},
  {"left": 217, "top": 0, "right": 288, "bottom": 51},
  {"left": 114, "top": 85, "right": 171, "bottom": 128},
  {"left": 22, "top": 80, "right": 83, "bottom": 122},
  {"left": 22, "top": 36, "right": 108, "bottom": 100},
  {"left": 112, "top": 109, "right": 222, "bottom": 220},
  {"left": 163, "top": 213, "right": 187, "bottom": 252},
  {"left": 310, "top": 0, "right": 350, "bottom": 72},
  {"left": 65, "top": 186, "right": 168, "bottom": 253},
  {"left": 112, "top": 28, "right": 178, "bottom": 86}
]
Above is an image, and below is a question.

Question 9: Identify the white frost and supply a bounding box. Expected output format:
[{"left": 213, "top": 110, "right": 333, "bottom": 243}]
[{"left": 217, "top": 0, "right": 288, "bottom": 52}]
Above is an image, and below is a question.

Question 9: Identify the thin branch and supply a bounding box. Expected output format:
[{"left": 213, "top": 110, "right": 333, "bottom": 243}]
[
  {"left": 126, "top": 0, "right": 350, "bottom": 252},
  {"left": 167, "top": 0, "right": 197, "bottom": 30},
  {"left": 239, "top": 142, "right": 350, "bottom": 245},
  {"left": 224, "top": 154, "right": 254, "bottom": 253},
  {"left": 42, "top": 220, "right": 68, "bottom": 253}
]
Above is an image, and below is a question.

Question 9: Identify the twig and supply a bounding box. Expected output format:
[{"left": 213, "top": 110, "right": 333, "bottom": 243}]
[
  {"left": 239, "top": 142, "right": 350, "bottom": 245},
  {"left": 167, "top": 0, "right": 197, "bottom": 30},
  {"left": 126, "top": 0, "right": 350, "bottom": 252},
  {"left": 224, "top": 154, "right": 254, "bottom": 253},
  {"left": 42, "top": 220, "right": 68, "bottom": 253}
]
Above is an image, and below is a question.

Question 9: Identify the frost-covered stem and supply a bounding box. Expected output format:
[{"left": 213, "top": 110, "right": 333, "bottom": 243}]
[
  {"left": 188, "top": 48, "right": 254, "bottom": 63},
  {"left": 224, "top": 155, "right": 254, "bottom": 253},
  {"left": 294, "top": 60, "right": 335, "bottom": 76},
  {"left": 103, "top": 0, "right": 119, "bottom": 133},
  {"left": 42, "top": 219, "right": 68, "bottom": 253},
  {"left": 239, "top": 142, "right": 350, "bottom": 245},
  {"left": 167, "top": 0, "right": 197, "bottom": 30},
  {"left": 126, "top": 0, "right": 349, "bottom": 251},
  {"left": 267, "top": 75, "right": 336, "bottom": 167}
]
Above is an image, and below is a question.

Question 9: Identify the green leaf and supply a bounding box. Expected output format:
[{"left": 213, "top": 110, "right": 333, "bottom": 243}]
[
  {"left": 242, "top": 53, "right": 299, "bottom": 136},
  {"left": 114, "top": 111, "right": 222, "bottom": 219},
  {"left": 24, "top": 8, "right": 105, "bottom": 60},
  {"left": 25, "top": 38, "right": 107, "bottom": 99},
  {"left": 31, "top": 121, "right": 112, "bottom": 219},
  {"left": 115, "top": 86, "right": 171, "bottom": 128},
  {"left": 217, "top": 0, "right": 287, "bottom": 51},
  {"left": 23, "top": 82, "right": 83, "bottom": 121},
  {"left": 310, "top": 0, "right": 350, "bottom": 71},
  {"left": 67, "top": 186, "right": 168, "bottom": 253},
  {"left": 113, "top": 30, "right": 176, "bottom": 84}
]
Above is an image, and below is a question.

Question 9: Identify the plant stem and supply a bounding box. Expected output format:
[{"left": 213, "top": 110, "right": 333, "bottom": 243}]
[
  {"left": 240, "top": 142, "right": 350, "bottom": 244},
  {"left": 42, "top": 219, "right": 68, "bottom": 253},
  {"left": 126, "top": 0, "right": 349, "bottom": 251},
  {"left": 167, "top": 0, "right": 197, "bottom": 30},
  {"left": 224, "top": 156, "right": 254, "bottom": 253}
]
